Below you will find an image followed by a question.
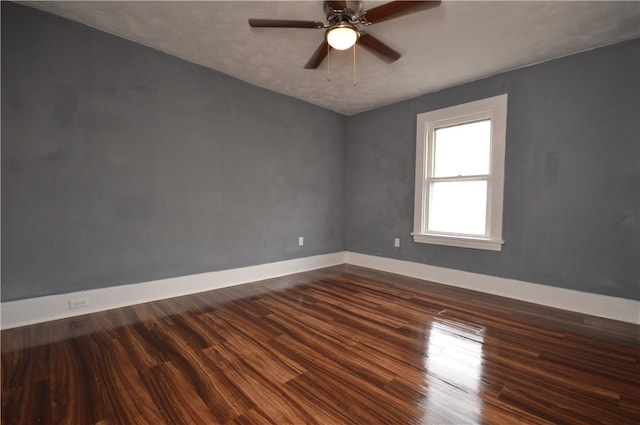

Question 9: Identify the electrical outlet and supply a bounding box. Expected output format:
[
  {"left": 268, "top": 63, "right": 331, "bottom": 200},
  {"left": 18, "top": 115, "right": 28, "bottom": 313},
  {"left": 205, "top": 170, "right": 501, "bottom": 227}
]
[
  {"left": 69, "top": 297, "right": 89, "bottom": 310},
  {"left": 298, "top": 236, "right": 304, "bottom": 246},
  {"left": 394, "top": 238, "right": 400, "bottom": 248}
]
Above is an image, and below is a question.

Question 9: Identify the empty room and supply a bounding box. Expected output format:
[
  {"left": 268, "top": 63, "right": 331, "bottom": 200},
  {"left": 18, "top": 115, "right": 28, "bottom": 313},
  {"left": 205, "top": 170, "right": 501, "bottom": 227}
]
[{"left": 2, "top": 1, "right": 639, "bottom": 424}]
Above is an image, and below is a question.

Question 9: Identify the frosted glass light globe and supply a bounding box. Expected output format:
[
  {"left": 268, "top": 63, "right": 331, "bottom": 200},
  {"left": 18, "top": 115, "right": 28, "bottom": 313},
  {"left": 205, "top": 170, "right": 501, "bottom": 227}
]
[{"left": 327, "top": 26, "right": 358, "bottom": 50}]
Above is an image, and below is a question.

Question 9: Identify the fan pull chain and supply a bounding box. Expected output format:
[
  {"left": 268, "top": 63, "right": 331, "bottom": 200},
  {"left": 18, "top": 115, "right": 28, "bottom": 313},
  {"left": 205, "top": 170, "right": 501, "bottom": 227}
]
[
  {"left": 327, "top": 43, "right": 331, "bottom": 81},
  {"left": 353, "top": 43, "right": 357, "bottom": 85}
]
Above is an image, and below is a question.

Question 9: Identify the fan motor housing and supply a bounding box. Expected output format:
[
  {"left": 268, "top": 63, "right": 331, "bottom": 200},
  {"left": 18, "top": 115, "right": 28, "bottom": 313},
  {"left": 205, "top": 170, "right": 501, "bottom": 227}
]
[{"left": 324, "top": 1, "right": 363, "bottom": 24}]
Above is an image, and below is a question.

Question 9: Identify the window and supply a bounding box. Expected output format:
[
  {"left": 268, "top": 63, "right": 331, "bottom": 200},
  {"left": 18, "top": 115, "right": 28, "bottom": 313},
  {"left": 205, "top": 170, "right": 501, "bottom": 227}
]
[{"left": 413, "top": 94, "right": 507, "bottom": 251}]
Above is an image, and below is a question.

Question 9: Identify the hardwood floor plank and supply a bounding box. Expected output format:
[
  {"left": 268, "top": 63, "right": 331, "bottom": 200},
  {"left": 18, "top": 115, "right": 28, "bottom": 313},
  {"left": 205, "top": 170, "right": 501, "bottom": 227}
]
[
  {"left": 140, "top": 362, "right": 221, "bottom": 424},
  {"left": 82, "top": 334, "right": 165, "bottom": 424},
  {"left": 2, "top": 265, "right": 639, "bottom": 424},
  {"left": 215, "top": 354, "right": 315, "bottom": 424},
  {"left": 225, "top": 408, "right": 277, "bottom": 425},
  {"left": 49, "top": 338, "right": 104, "bottom": 424},
  {"left": 1, "top": 380, "right": 51, "bottom": 425},
  {"left": 271, "top": 334, "right": 424, "bottom": 424},
  {"left": 285, "top": 370, "right": 412, "bottom": 425}
]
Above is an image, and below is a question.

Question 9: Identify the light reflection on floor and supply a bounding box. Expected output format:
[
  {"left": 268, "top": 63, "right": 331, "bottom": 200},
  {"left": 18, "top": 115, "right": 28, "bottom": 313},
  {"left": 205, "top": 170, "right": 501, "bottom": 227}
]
[{"left": 420, "top": 319, "right": 485, "bottom": 424}]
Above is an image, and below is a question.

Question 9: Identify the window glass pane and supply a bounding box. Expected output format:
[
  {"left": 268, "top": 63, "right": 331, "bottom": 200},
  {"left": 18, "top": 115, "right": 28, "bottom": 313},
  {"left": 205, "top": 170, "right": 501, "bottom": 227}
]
[
  {"left": 428, "top": 180, "right": 487, "bottom": 236},
  {"left": 433, "top": 120, "right": 491, "bottom": 177}
]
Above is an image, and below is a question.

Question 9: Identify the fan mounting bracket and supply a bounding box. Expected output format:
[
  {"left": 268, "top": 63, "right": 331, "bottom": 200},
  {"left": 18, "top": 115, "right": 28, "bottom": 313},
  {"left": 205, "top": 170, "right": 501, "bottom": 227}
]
[{"left": 324, "top": 1, "right": 363, "bottom": 25}]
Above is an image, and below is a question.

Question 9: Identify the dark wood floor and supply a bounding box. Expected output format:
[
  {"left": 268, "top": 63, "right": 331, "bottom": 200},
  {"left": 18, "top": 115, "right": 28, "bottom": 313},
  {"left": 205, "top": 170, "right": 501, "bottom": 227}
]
[{"left": 2, "top": 265, "right": 639, "bottom": 424}]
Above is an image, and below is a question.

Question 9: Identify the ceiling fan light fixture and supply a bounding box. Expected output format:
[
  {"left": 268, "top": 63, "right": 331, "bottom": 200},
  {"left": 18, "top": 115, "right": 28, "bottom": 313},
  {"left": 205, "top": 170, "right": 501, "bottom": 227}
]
[{"left": 326, "top": 24, "right": 359, "bottom": 50}]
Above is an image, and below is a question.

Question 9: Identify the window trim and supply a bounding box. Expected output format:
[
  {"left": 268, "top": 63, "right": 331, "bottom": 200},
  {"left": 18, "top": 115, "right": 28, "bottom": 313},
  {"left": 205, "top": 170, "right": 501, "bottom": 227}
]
[{"left": 413, "top": 94, "right": 508, "bottom": 251}]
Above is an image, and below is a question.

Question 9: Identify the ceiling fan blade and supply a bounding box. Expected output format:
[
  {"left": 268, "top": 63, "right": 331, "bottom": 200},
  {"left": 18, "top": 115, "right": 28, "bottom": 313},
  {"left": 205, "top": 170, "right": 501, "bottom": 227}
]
[
  {"left": 305, "top": 40, "right": 331, "bottom": 69},
  {"left": 363, "top": 1, "right": 441, "bottom": 24},
  {"left": 248, "top": 19, "right": 325, "bottom": 29},
  {"left": 358, "top": 33, "right": 401, "bottom": 63}
]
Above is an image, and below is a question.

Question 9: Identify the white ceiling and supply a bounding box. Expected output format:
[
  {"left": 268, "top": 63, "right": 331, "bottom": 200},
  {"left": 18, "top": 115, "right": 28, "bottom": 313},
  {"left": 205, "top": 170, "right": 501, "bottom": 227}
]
[{"left": 23, "top": 1, "right": 640, "bottom": 115}]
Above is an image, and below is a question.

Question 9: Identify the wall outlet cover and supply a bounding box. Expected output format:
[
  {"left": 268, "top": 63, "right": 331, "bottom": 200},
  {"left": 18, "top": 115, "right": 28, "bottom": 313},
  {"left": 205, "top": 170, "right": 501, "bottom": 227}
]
[{"left": 68, "top": 297, "right": 89, "bottom": 310}]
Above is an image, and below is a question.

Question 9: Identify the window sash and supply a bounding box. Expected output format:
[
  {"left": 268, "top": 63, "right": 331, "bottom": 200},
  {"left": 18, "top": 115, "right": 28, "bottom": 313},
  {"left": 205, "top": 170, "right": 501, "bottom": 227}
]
[
  {"left": 431, "top": 119, "right": 492, "bottom": 178},
  {"left": 424, "top": 175, "right": 490, "bottom": 238},
  {"left": 424, "top": 118, "right": 493, "bottom": 238}
]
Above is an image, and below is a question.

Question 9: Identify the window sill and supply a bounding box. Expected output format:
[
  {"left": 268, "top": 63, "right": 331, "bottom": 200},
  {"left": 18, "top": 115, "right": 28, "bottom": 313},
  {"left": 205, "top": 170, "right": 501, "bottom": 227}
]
[{"left": 412, "top": 233, "right": 504, "bottom": 251}]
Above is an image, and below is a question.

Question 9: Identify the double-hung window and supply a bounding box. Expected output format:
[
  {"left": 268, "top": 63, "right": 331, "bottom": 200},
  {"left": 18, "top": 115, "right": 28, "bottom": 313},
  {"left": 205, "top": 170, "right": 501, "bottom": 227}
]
[{"left": 413, "top": 94, "right": 508, "bottom": 251}]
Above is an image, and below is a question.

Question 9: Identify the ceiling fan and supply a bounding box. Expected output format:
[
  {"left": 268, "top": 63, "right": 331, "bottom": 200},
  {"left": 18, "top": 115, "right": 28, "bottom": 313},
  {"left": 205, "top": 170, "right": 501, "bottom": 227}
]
[{"left": 248, "top": 1, "right": 441, "bottom": 69}]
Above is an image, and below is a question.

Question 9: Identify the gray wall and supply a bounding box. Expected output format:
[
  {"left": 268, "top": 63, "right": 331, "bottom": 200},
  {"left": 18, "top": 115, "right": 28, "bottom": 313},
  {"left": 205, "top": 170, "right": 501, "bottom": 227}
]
[
  {"left": 3, "top": 2, "right": 638, "bottom": 303},
  {"left": 347, "top": 38, "right": 640, "bottom": 300},
  {"left": 2, "top": 3, "right": 346, "bottom": 301}
]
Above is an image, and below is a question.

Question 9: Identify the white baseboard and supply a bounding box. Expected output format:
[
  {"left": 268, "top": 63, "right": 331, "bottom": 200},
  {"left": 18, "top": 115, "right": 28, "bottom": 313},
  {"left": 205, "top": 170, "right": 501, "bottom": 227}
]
[
  {"left": 0, "top": 252, "right": 348, "bottom": 330},
  {"left": 346, "top": 252, "right": 640, "bottom": 324},
  {"left": 3, "top": 251, "right": 638, "bottom": 329}
]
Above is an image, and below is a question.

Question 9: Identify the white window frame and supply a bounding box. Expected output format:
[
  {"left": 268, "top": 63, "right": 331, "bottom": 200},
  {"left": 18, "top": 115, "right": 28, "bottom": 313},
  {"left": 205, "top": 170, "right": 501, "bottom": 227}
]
[{"left": 413, "top": 94, "right": 508, "bottom": 251}]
